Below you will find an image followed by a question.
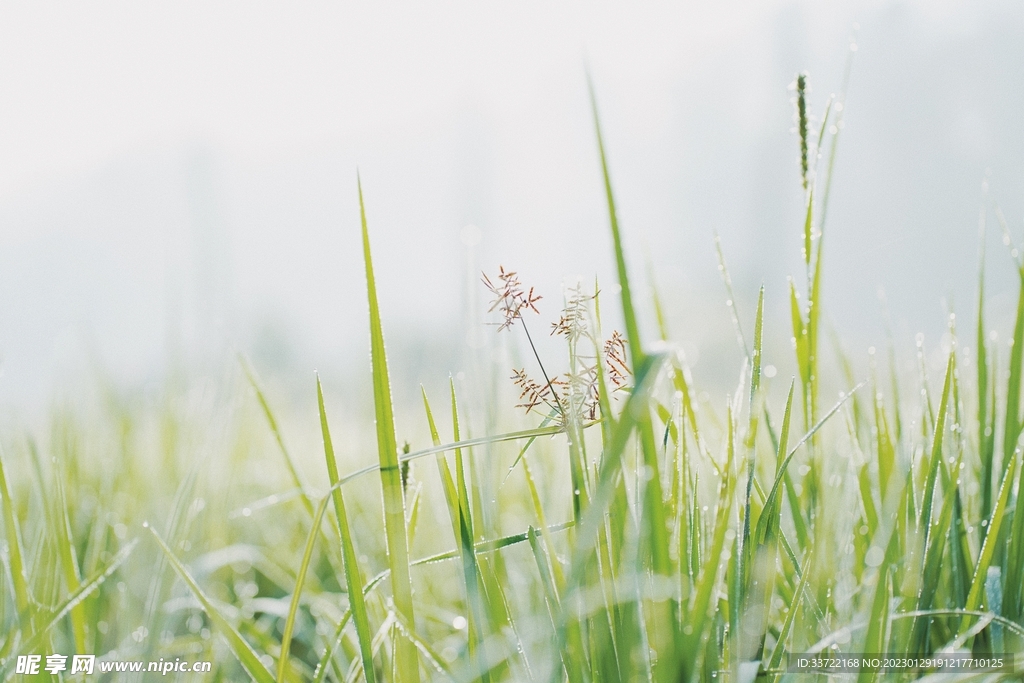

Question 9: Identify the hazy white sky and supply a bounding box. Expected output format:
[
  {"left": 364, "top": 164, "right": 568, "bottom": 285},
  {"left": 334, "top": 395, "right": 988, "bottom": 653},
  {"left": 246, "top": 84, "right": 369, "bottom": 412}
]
[{"left": 1, "top": 1, "right": 1022, "bottom": 406}]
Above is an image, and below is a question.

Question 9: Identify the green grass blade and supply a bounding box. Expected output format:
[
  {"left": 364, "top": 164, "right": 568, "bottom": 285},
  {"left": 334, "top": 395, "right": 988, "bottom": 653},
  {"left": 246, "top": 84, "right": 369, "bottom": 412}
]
[
  {"left": 1003, "top": 445, "right": 1024, "bottom": 622},
  {"left": 279, "top": 493, "right": 332, "bottom": 683},
  {"left": 588, "top": 78, "right": 642, "bottom": 367},
  {"left": 1002, "top": 270, "right": 1024, "bottom": 470},
  {"left": 359, "top": 177, "right": 420, "bottom": 683},
  {"left": 977, "top": 213, "right": 994, "bottom": 522},
  {"left": 753, "top": 380, "right": 795, "bottom": 548},
  {"left": 0, "top": 444, "right": 30, "bottom": 622},
  {"left": 767, "top": 550, "right": 813, "bottom": 681},
  {"left": 958, "top": 452, "right": 1018, "bottom": 637},
  {"left": 857, "top": 568, "right": 891, "bottom": 683},
  {"left": 318, "top": 376, "right": 377, "bottom": 683},
  {"left": 449, "top": 380, "right": 493, "bottom": 683},
  {"left": 150, "top": 527, "right": 275, "bottom": 683},
  {"left": 918, "top": 353, "right": 954, "bottom": 550},
  {"left": 51, "top": 455, "right": 87, "bottom": 654},
  {"left": 679, "top": 407, "right": 737, "bottom": 681}
]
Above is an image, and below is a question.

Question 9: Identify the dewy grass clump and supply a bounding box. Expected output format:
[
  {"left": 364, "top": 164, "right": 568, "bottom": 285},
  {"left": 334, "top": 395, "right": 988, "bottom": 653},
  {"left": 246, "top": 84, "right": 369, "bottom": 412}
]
[{"left": 2, "top": 73, "right": 1024, "bottom": 682}]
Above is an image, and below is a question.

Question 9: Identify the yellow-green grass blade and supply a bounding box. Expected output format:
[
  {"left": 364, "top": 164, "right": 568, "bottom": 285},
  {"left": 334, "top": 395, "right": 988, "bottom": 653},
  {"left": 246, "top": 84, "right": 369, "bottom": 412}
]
[
  {"left": 1003, "top": 441, "right": 1024, "bottom": 623},
  {"left": 0, "top": 444, "right": 30, "bottom": 623},
  {"left": 740, "top": 287, "right": 765, "bottom": 573},
  {"left": 51, "top": 454, "right": 87, "bottom": 654},
  {"left": 359, "top": 177, "right": 420, "bottom": 683},
  {"left": 279, "top": 492, "right": 332, "bottom": 683},
  {"left": 857, "top": 568, "right": 891, "bottom": 683},
  {"left": 958, "top": 452, "right": 1018, "bottom": 637},
  {"left": 241, "top": 356, "right": 316, "bottom": 519},
  {"left": 789, "top": 279, "right": 811, "bottom": 428},
  {"left": 449, "top": 381, "right": 493, "bottom": 682},
  {"left": 753, "top": 380, "right": 795, "bottom": 548},
  {"left": 918, "top": 353, "right": 954, "bottom": 551},
  {"left": 766, "top": 550, "right": 812, "bottom": 681},
  {"left": 590, "top": 81, "right": 675, "bottom": 677},
  {"left": 421, "top": 388, "right": 461, "bottom": 547},
  {"left": 150, "top": 527, "right": 275, "bottom": 683},
  {"left": 912, "top": 444, "right": 962, "bottom": 653},
  {"left": 679, "top": 407, "right": 737, "bottom": 681},
  {"left": 318, "top": 377, "right": 377, "bottom": 683},
  {"left": 807, "top": 235, "right": 824, "bottom": 423},
  {"left": 588, "top": 77, "right": 642, "bottom": 367},
  {"left": 873, "top": 386, "right": 896, "bottom": 500},
  {"left": 977, "top": 216, "right": 995, "bottom": 522},
  {"left": 1002, "top": 270, "right": 1024, "bottom": 471}
]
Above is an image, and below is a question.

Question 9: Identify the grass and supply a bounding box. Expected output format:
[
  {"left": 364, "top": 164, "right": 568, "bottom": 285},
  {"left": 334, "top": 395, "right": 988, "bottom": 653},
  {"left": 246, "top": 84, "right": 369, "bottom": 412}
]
[{"left": 2, "top": 73, "right": 1024, "bottom": 682}]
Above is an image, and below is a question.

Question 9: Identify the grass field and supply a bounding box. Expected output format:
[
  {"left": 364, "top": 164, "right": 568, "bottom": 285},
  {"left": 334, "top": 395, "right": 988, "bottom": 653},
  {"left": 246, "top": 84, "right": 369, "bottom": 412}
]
[{"left": 2, "top": 76, "right": 1024, "bottom": 682}]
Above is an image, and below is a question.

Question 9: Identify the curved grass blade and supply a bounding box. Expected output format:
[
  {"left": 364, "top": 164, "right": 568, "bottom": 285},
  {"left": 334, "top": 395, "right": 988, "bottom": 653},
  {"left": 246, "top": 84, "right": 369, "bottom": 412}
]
[
  {"left": 150, "top": 527, "right": 275, "bottom": 683},
  {"left": 957, "top": 452, "right": 1019, "bottom": 639},
  {"left": 279, "top": 492, "right": 333, "bottom": 683}
]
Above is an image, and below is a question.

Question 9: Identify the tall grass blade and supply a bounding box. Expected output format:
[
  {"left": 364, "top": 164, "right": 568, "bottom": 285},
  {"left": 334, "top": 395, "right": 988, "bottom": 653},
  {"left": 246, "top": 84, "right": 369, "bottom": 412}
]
[
  {"left": 958, "top": 452, "right": 1018, "bottom": 638},
  {"left": 918, "top": 354, "right": 954, "bottom": 550},
  {"left": 588, "top": 79, "right": 641, "bottom": 365},
  {"left": 359, "top": 177, "right": 420, "bottom": 683},
  {"left": 1002, "top": 269, "right": 1024, "bottom": 472},
  {"left": 318, "top": 376, "right": 377, "bottom": 683},
  {"left": 0, "top": 444, "right": 30, "bottom": 623},
  {"left": 150, "top": 528, "right": 275, "bottom": 683}
]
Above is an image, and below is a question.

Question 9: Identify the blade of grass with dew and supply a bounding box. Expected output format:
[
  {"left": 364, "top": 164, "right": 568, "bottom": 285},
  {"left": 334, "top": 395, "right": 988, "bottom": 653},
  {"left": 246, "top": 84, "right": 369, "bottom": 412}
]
[
  {"left": 918, "top": 354, "right": 954, "bottom": 552},
  {"left": 977, "top": 213, "right": 995, "bottom": 524},
  {"left": 150, "top": 527, "right": 275, "bottom": 683},
  {"left": 766, "top": 550, "right": 813, "bottom": 682},
  {"left": 1002, "top": 268, "right": 1024, "bottom": 473},
  {"left": 590, "top": 81, "right": 675, "bottom": 680},
  {"left": 1002, "top": 434, "right": 1024, "bottom": 624},
  {"left": 911, "top": 444, "right": 961, "bottom": 654},
  {"left": 279, "top": 492, "right": 333, "bottom": 683},
  {"left": 957, "top": 452, "right": 1019, "bottom": 639},
  {"left": 51, "top": 453, "right": 87, "bottom": 654},
  {"left": 739, "top": 288, "right": 765, "bottom": 596},
  {"left": 857, "top": 568, "right": 891, "bottom": 683},
  {"left": 752, "top": 380, "right": 795, "bottom": 553},
  {"left": 679, "top": 405, "right": 737, "bottom": 682},
  {"left": 438, "top": 381, "right": 493, "bottom": 682},
  {"left": 318, "top": 376, "right": 377, "bottom": 683},
  {"left": 0, "top": 444, "right": 30, "bottom": 626},
  {"left": 359, "top": 177, "right": 420, "bottom": 683}
]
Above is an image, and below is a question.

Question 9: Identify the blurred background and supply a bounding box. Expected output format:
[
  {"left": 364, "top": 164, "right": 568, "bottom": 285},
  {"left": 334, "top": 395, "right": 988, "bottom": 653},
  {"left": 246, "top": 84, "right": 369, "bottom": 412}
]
[{"left": 2, "top": 0, "right": 1024, "bottom": 415}]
